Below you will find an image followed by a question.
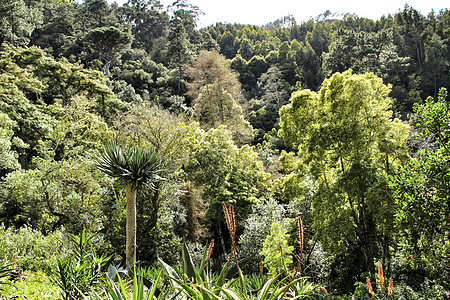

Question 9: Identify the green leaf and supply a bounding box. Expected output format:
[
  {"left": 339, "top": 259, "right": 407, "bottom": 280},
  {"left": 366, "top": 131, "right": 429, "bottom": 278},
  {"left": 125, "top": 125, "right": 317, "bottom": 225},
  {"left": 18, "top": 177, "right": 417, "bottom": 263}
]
[
  {"left": 226, "top": 254, "right": 255, "bottom": 280},
  {"left": 159, "top": 258, "right": 181, "bottom": 287},
  {"left": 182, "top": 239, "right": 198, "bottom": 282}
]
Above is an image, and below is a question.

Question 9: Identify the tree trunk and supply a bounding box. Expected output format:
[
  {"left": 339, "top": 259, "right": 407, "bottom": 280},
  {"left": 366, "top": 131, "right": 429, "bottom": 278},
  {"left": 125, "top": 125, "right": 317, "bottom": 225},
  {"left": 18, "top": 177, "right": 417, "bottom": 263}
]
[
  {"left": 126, "top": 182, "right": 137, "bottom": 267},
  {"left": 101, "top": 93, "right": 105, "bottom": 119},
  {"left": 178, "top": 64, "right": 183, "bottom": 93},
  {"left": 319, "top": 153, "right": 329, "bottom": 191}
]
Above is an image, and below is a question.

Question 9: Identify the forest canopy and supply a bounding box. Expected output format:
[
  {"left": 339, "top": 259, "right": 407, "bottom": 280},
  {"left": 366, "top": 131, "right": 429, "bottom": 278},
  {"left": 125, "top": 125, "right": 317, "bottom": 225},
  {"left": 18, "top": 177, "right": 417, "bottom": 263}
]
[{"left": 0, "top": 0, "right": 449, "bottom": 298}]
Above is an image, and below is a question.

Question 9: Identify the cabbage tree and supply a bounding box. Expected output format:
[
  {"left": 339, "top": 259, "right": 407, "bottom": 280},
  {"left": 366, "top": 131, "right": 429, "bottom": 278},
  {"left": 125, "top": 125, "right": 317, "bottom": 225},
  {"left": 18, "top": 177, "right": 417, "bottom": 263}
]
[{"left": 97, "top": 140, "right": 163, "bottom": 267}]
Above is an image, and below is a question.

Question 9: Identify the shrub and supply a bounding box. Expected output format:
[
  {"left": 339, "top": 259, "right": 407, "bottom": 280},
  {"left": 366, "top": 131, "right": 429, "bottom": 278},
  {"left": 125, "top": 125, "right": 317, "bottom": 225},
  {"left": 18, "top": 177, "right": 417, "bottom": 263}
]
[
  {"left": 0, "top": 223, "right": 66, "bottom": 273},
  {"left": 259, "top": 222, "right": 294, "bottom": 277},
  {"left": 238, "top": 198, "right": 290, "bottom": 272},
  {"left": 0, "top": 270, "right": 60, "bottom": 299}
]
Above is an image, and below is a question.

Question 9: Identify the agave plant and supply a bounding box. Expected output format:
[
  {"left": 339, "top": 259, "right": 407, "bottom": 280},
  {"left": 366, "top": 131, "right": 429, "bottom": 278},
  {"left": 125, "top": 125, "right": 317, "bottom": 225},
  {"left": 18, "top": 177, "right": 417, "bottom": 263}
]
[
  {"left": 159, "top": 203, "right": 255, "bottom": 299},
  {"left": 97, "top": 140, "right": 164, "bottom": 267},
  {"left": 159, "top": 237, "right": 251, "bottom": 300}
]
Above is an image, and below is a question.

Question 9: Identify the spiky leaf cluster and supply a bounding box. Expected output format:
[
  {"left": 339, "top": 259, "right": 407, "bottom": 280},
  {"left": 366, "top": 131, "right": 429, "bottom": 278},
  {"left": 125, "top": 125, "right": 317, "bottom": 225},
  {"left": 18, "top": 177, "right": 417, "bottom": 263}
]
[{"left": 97, "top": 140, "right": 163, "bottom": 189}]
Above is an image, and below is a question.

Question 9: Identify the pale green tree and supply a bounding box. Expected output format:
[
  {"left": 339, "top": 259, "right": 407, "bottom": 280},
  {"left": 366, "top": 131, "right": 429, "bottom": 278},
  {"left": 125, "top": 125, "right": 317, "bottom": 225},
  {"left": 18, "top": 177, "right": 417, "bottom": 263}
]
[
  {"left": 0, "top": 112, "right": 21, "bottom": 173},
  {"left": 279, "top": 70, "right": 410, "bottom": 276},
  {"left": 260, "top": 221, "right": 294, "bottom": 277},
  {"left": 186, "top": 50, "right": 252, "bottom": 142}
]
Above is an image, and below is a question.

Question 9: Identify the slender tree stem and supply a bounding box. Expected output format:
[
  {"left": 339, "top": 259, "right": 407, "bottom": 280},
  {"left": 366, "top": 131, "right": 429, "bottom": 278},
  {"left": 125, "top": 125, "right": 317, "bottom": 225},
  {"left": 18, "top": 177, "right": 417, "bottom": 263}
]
[{"left": 126, "top": 182, "right": 137, "bottom": 267}]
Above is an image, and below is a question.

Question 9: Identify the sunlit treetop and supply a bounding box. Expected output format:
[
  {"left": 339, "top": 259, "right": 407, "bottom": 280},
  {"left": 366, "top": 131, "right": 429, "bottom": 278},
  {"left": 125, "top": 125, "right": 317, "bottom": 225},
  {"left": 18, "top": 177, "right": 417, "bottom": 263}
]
[{"left": 54, "top": 0, "right": 75, "bottom": 4}]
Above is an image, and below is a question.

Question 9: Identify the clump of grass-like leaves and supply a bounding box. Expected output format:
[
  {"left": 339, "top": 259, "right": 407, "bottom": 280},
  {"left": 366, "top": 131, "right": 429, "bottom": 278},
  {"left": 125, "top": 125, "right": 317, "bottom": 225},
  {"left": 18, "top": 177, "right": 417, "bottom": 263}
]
[
  {"left": 0, "top": 260, "right": 12, "bottom": 293},
  {"left": 96, "top": 140, "right": 163, "bottom": 189},
  {"left": 51, "top": 229, "right": 109, "bottom": 299}
]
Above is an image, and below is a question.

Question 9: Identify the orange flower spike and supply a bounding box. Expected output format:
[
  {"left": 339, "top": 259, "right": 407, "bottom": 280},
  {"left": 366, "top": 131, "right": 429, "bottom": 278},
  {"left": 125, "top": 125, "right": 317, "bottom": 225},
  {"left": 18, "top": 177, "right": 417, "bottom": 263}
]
[
  {"left": 205, "top": 239, "right": 214, "bottom": 273},
  {"left": 388, "top": 278, "right": 394, "bottom": 296},
  {"left": 366, "top": 277, "right": 376, "bottom": 297},
  {"left": 206, "top": 239, "right": 214, "bottom": 262},
  {"left": 378, "top": 261, "right": 384, "bottom": 288}
]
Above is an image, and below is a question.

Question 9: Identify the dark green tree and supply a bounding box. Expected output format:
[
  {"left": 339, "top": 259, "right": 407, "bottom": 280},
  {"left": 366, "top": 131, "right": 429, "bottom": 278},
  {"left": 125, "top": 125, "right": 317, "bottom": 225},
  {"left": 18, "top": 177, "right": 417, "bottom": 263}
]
[
  {"left": 394, "top": 5, "right": 427, "bottom": 74},
  {"left": 423, "top": 33, "right": 449, "bottom": 98},
  {"left": 390, "top": 88, "right": 450, "bottom": 273},
  {"left": 185, "top": 125, "right": 271, "bottom": 252},
  {"left": 84, "top": 26, "right": 132, "bottom": 85},
  {"left": 292, "top": 40, "right": 322, "bottom": 91},
  {"left": 167, "top": 18, "right": 190, "bottom": 93},
  {"left": 0, "top": 0, "right": 41, "bottom": 45},
  {"left": 323, "top": 28, "right": 409, "bottom": 80},
  {"left": 75, "top": 0, "right": 119, "bottom": 33},
  {"left": 30, "top": 0, "right": 75, "bottom": 57},
  {"left": 237, "top": 37, "right": 254, "bottom": 61},
  {"left": 218, "top": 30, "right": 237, "bottom": 59},
  {"left": 120, "top": 0, "right": 168, "bottom": 54},
  {"left": 276, "top": 41, "right": 299, "bottom": 86}
]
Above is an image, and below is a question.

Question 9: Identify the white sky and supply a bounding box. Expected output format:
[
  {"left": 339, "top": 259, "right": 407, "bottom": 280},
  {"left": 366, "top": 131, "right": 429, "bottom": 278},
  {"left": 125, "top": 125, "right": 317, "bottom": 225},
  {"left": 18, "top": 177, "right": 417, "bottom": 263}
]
[{"left": 110, "top": 0, "right": 448, "bottom": 28}]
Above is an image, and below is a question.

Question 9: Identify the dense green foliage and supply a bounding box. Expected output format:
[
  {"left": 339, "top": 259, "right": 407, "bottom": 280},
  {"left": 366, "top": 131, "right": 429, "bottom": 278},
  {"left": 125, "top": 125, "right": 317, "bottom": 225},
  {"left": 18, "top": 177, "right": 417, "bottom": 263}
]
[
  {"left": 390, "top": 88, "right": 450, "bottom": 290},
  {"left": 0, "top": 0, "right": 449, "bottom": 298}
]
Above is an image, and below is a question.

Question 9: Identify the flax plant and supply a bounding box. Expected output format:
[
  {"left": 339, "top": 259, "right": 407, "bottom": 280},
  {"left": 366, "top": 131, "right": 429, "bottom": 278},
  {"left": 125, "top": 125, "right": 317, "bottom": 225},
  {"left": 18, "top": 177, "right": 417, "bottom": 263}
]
[
  {"left": 0, "top": 260, "right": 12, "bottom": 292},
  {"left": 293, "top": 216, "right": 304, "bottom": 277},
  {"left": 90, "top": 267, "right": 164, "bottom": 300}
]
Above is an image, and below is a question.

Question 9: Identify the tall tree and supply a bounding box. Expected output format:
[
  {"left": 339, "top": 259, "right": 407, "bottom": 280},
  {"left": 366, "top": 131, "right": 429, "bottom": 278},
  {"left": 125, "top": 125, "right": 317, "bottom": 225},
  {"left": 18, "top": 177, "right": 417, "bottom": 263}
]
[
  {"left": 30, "top": 0, "right": 75, "bottom": 57},
  {"left": 0, "top": 0, "right": 41, "bottom": 45},
  {"left": 394, "top": 5, "right": 426, "bottom": 74},
  {"left": 120, "top": 0, "right": 168, "bottom": 54},
  {"left": 0, "top": 112, "right": 20, "bottom": 176},
  {"left": 75, "top": 0, "right": 118, "bottom": 33},
  {"left": 323, "top": 28, "right": 409, "bottom": 80},
  {"left": 167, "top": 17, "right": 190, "bottom": 94},
  {"left": 186, "top": 50, "right": 250, "bottom": 138},
  {"left": 276, "top": 41, "right": 299, "bottom": 86},
  {"left": 97, "top": 140, "right": 163, "bottom": 267},
  {"left": 292, "top": 40, "right": 322, "bottom": 91},
  {"left": 279, "top": 70, "right": 410, "bottom": 280},
  {"left": 84, "top": 26, "right": 132, "bottom": 85},
  {"left": 166, "top": 0, "right": 201, "bottom": 93},
  {"left": 185, "top": 125, "right": 271, "bottom": 253},
  {"left": 0, "top": 47, "right": 112, "bottom": 232},
  {"left": 423, "top": 33, "right": 449, "bottom": 98},
  {"left": 259, "top": 65, "right": 289, "bottom": 111}
]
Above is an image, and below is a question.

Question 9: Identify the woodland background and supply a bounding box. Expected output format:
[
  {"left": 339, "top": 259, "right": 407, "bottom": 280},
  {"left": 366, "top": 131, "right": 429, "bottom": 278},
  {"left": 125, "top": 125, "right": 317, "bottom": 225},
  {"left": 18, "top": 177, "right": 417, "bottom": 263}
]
[{"left": 0, "top": 0, "right": 449, "bottom": 298}]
